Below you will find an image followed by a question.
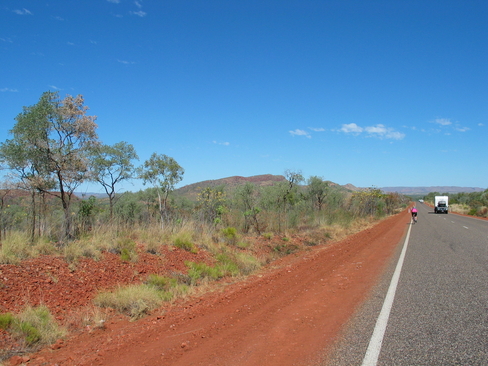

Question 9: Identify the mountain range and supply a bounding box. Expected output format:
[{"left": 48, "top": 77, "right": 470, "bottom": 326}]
[{"left": 75, "top": 175, "right": 486, "bottom": 198}]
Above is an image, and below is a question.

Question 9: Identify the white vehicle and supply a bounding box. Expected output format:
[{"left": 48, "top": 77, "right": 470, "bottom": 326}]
[{"left": 434, "top": 196, "right": 449, "bottom": 214}]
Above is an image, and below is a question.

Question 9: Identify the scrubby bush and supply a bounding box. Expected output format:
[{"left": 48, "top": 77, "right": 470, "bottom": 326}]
[
  {"left": 173, "top": 232, "right": 197, "bottom": 253},
  {"left": 0, "top": 306, "right": 66, "bottom": 347}
]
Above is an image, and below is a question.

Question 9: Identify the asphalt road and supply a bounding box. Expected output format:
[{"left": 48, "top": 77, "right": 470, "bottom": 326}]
[{"left": 324, "top": 203, "right": 488, "bottom": 366}]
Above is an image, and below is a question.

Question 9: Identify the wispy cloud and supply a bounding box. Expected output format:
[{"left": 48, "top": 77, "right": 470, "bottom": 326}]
[
  {"left": 131, "top": 11, "right": 147, "bottom": 17},
  {"left": 1, "top": 88, "right": 18, "bottom": 92},
  {"left": 117, "top": 59, "right": 136, "bottom": 65},
  {"left": 433, "top": 118, "right": 452, "bottom": 126},
  {"left": 339, "top": 123, "right": 405, "bottom": 140},
  {"left": 309, "top": 127, "right": 325, "bottom": 132},
  {"left": 48, "top": 85, "right": 62, "bottom": 90},
  {"left": 431, "top": 117, "right": 469, "bottom": 133},
  {"left": 13, "top": 8, "right": 32, "bottom": 15},
  {"left": 107, "top": 0, "right": 120, "bottom": 3},
  {"left": 289, "top": 129, "right": 311, "bottom": 138},
  {"left": 1, "top": 37, "right": 13, "bottom": 43},
  {"left": 213, "top": 141, "right": 230, "bottom": 146}
]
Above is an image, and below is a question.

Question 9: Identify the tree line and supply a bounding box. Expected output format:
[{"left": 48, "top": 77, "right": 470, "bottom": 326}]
[
  {"left": 0, "top": 91, "right": 182, "bottom": 242},
  {"left": 0, "top": 91, "right": 408, "bottom": 244}
]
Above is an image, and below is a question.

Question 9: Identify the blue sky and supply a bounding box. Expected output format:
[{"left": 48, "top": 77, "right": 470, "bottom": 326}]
[{"left": 1, "top": 0, "right": 487, "bottom": 193}]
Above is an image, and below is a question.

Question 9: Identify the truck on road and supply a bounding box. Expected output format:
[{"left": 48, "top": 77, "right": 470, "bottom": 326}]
[{"left": 434, "top": 196, "right": 449, "bottom": 214}]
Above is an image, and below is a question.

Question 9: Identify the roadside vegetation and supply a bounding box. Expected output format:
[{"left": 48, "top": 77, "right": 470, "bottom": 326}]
[{"left": 0, "top": 91, "right": 411, "bottom": 354}]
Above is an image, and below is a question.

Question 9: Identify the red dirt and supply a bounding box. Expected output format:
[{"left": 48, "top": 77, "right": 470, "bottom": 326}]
[{"left": 3, "top": 209, "right": 410, "bottom": 366}]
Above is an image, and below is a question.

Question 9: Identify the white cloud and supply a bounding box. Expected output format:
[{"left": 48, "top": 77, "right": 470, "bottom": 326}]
[
  {"left": 431, "top": 117, "right": 470, "bottom": 133},
  {"left": 48, "top": 85, "right": 62, "bottom": 90},
  {"left": 340, "top": 123, "right": 405, "bottom": 140},
  {"left": 478, "top": 123, "right": 484, "bottom": 127},
  {"left": 213, "top": 141, "right": 230, "bottom": 146},
  {"left": 117, "top": 59, "right": 135, "bottom": 65},
  {"left": 365, "top": 124, "right": 405, "bottom": 140},
  {"left": 289, "top": 129, "right": 311, "bottom": 138},
  {"left": 365, "top": 124, "right": 387, "bottom": 134},
  {"left": 13, "top": 8, "right": 32, "bottom": 15},
  {"left": 131, "top": 11, "right": 147, "bottom": 17},
  {"left": 107, "top": 0, "right": 120, "bottom": 3},
  {"left": 309, "top": 127, "right": 325, "bottom": 132},
  {"left": 135, "top": 1, "right": 143, "bottom": 8},
  {"left": 1, "top": 88, "right": 18, "bottom": 92},
  {"left": 434, "top": 118, "right": 452, "bottom": 126},
  {"left": 340, "top": 123, "right": 363, "bottom": 134}
]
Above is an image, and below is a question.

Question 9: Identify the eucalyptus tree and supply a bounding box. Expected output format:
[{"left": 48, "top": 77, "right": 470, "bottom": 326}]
[
  {"left": 307, "top": 176, "right": 329, "bottom": 211},
  {"left": 138, "top": 153, "right": 184, "bottom": 228},
  {"left": 89, "top": 141, "right": 139, "bottom": 220},
  {"left": 235, "top": 182, "right": 263, "bottom": 234},
  {"left": 0, "top": 91, "right": 99, "bottom": 241},
  {"left": 0, "top": 178, "right": 15, "bottom": 241}
]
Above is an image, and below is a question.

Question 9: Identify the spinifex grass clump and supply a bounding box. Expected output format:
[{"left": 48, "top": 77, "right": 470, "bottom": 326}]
[
  {"left": 185, "top": 261, "right": 223, "bottom": 285},
  {"left": 145, "top": 274, "right": 190, "bottom": 298},
  {"left": 185, "top": 250, "right": 262, "bottom": 285},
  {"left": 94, "top": 284, "right": 163, "bottom": 320},
  {"left": 116, "top": 236, "right": 138, "bottom": 262},
  {"left": 221, "top": 226, "right": 238, "bottom": 245},
  {"left": 94, "top": 274, "right": 191, "bottom": 320},
  {"left": 0, "top": 306, "right": 66, "bottom": 347},
  {"left": 173, "top": 232, "right": 197, "bottom": 253}
]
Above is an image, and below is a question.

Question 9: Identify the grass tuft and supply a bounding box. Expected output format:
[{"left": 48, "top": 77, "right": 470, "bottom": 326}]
[
  {"left": 94, "top": 284, "right": 163, "bottom": 320},
  {"left": 0, "top": 306, "right": 66, "bottom": 347}
]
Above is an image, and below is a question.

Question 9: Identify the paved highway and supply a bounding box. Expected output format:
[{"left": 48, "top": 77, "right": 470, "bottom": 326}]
[{"left": 324, "top": 203, "right": 488, "bottom": 365}]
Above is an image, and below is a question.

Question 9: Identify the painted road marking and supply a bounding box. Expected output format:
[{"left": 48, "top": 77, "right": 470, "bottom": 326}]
[{"left": 361, "top": 220, "right": 412, "bottom": 366}]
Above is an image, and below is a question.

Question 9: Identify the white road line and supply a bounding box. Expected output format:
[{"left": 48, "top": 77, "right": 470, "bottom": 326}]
[{"left": 361, "top": 220, "right": 412, "bottom": 366}]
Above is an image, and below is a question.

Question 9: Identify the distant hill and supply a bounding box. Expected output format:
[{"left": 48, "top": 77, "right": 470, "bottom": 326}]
[
  {"left": 174, "top": 174, "right": 287, "bottom": 199},
  {"left": 73, "top": 180, "right": 485, "bottom": 201},
  {"left": 174, "top": 174, "right": 360, "bottom": 200},
  {"left": 380, "top": 186, "right": 486, "bottom": 195}
]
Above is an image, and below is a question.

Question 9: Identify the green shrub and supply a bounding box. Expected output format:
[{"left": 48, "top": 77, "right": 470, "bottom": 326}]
[
  {"left": 173, "top": 233, "right": 197, "bottom": 253},
  {"left": 468, "top": 208, "right": 478, "bottom": 216},
  {"left": 116, "top": 237, "right": 138, "bottom": 262},
  {"left": 262, "top": 232, "right": 273, "bottom": 240},
  {"left": 18, "top": 321, "right": 41, "bottom": 345},
  {"left": 221, "top": 227, "right": 238, "bottom": 245},
  {"left": 5, "top": 306, "right": 67, "bottom": 347},
  {"left": 185, "top": 261, "right": 223, "bottom": 284},
  {"left": 146, "top": 274, "right": 177, "bottom": 291},
  {"left": 216, "top": 254, "right": 239, "bottom": 276},
  {"left": 0, "top": 313, "right": 14, "bottom": 329}
]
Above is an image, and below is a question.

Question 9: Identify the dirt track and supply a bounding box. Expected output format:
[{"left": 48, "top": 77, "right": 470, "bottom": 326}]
[{"left": 14, "top": 209, "right": 410, "bottom": 366}]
